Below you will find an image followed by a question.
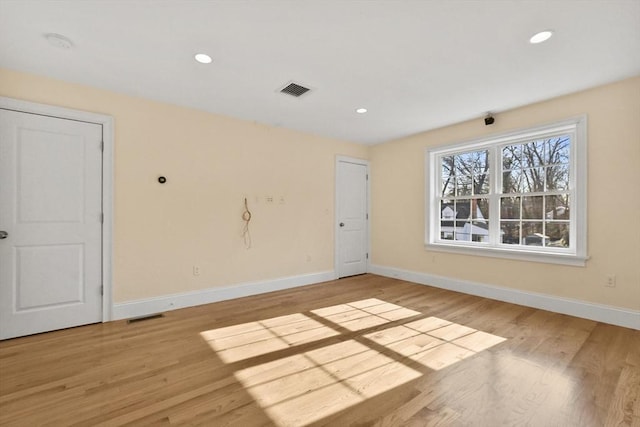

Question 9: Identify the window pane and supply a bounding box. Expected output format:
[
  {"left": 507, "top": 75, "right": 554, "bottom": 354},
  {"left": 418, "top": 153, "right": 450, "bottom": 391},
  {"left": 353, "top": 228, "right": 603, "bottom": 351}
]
[
  {"left": 455, "top": 152, "right": 476, "bottom": 176},
  {"left": 545, "top": 164, "right": 569, "bottom": 191},
  {"left": 456, "top": 176, "right": 472, "bottom": 196},
  {"left": 454, "top": 199, "right": 472, "bottom": 220},
  {"left": 546, "top": 222, "right": 570, "bottom": 247},
  {"left": 522, "top": 196, "right": 543, "bottom": 219},
  {"left": 473, "top": 198, "right": 490, "bottom": 219},
  {"left": 502, "top": 170, "right": 522, "bottom": 193},
  {"left": 440, "top": 222, "right": 454, "bottom": 240},
  {"left": 522, "top": 140, "right": 546, "bottom": 167},
  {"left": 441, "top": 156, "right": 455, "bottom": 178},
  {"left": 441, "top": 176, "right": 455, "bottom": 197},
  {"left": 472, "top": 221, "right": 489, "bottom": 242},
  {"left": 502, "top": 145, "right": 521, "bottom": 170},
  {"left": 473, "top": 173, "right": 489, "bottom": 194},
  {"left": 522, "top": 168, "right": 545, "bottom": 193},
  {"left": 546, "top": 136, "right": 570, "bottom": 165},
  {"left": 440, "top": 200, "right": 455, "bottom": 220},
  {"left": 500, "top": 222, "right": 520, "bottom": 245},
  {"left": 545, "top": 195, "right": 570, "bottom": 220},
  {"left": 500, "top": 197, "right": 520, "bottom": 219},
  {"left": 473, "top": 150, "right": 489, "bottom": 174},
  {"left": 522, "top": 222, "right": 545, "bottom": 246},
  {"left": 454, "top": 222, "right": 471, "bottom": 241}
]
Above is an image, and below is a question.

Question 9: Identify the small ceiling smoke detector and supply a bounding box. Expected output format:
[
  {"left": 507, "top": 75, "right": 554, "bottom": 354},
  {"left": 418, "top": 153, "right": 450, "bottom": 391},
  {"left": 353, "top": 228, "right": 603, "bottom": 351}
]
[
  {"left": 529, "top": 30, "right": 553, "bottom": 44},
  {"left": 279, "top": 82, "right": 311, "bottom": 97},
  {"left": 356, "top": 108, "right": 368, "bottom": 114},
  {"left": 194, "top": 53, "right": 212, "bottom": 64},
  {"left": 45, "top": 33, "right": 73, "bottom": 49}
]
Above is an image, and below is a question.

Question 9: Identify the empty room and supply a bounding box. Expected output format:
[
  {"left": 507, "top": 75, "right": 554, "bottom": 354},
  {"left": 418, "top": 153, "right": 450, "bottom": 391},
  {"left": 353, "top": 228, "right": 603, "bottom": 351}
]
[{"left": 0, "top": 1, "right": 639, "bottom": 426}]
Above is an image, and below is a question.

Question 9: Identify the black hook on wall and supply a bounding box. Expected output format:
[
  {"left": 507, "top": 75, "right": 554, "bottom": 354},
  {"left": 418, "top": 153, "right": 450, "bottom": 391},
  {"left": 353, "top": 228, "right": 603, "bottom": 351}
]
[{"left": 158, "top": 176, "right": 167, "bottom": 184}]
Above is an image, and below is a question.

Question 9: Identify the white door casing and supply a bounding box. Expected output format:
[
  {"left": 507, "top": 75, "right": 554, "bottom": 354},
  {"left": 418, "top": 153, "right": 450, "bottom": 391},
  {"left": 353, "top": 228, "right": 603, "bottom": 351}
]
[
  {"left": 335, "top": 156, "right": 369, "bottom": 278},
  {"left": 0, "top": 98, "right": 113, "bottom": 339}
]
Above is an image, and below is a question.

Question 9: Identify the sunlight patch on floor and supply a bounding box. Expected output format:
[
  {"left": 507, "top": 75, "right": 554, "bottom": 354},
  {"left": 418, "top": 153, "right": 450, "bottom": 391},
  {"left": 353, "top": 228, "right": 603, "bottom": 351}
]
[
  {"left": 200, "top": 313, "right": 339, "bottom": 363},
  {"left": 200, "top": 299, "right": 507, "bottom": 426},
  {"left": 234, "top": 339, "right": 422, "bottom": 426},
  {"left": 364, "top": 317, "right": 507, "bottom": 370},
  {"left": 311, "top": 298, "right": 422, "bottom": 331}
]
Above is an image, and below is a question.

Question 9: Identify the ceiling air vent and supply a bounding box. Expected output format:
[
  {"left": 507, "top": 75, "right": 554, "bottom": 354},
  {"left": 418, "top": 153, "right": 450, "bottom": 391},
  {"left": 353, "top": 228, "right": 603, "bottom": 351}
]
[{"left": 279, "top": 82, "right": 311, "bottom": 97}]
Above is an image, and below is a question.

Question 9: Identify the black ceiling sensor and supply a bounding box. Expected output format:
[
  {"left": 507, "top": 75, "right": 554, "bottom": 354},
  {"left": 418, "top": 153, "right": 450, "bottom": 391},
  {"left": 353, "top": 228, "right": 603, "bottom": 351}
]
[
  {"left": 484, "top": 114, "right": 495, "bottom": 126},
  {"left": 280, "top": 82, "right": 311, "bottom": 97}
]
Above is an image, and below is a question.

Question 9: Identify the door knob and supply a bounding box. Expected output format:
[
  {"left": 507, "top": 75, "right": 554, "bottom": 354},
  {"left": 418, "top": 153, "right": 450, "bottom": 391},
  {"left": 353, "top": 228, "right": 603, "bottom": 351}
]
[
  {"left": 0, "top": 231, "right": 7, "bottom": 239},
  {"left": 339, "top": 223, "right": 345, "bottom": 227}
]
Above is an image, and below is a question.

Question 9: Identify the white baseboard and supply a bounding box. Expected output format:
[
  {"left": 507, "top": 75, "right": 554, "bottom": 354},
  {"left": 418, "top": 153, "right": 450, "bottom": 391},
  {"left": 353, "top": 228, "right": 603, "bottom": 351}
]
[
  {"left": 369, "top": 264, "right": 640, "bottom": 330},
  {"left": 112, "top": 270, "right": 335, "bottom": 320}
]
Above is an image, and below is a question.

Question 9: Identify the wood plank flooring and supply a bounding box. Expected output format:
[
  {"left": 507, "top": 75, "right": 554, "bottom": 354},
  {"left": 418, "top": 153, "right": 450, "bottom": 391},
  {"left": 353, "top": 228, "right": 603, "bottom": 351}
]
[{"left": 1, "top": 274, "right": 638, "bottom": 426}]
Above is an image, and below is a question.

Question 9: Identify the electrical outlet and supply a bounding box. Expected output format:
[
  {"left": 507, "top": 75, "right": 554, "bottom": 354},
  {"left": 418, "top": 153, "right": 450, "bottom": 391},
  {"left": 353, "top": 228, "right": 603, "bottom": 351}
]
[
  {"left": 605, "top": 274, "right": 616, "bottom": 287},
  {"left": 193, "top": 265, "right": 201, "bottom": 276}
]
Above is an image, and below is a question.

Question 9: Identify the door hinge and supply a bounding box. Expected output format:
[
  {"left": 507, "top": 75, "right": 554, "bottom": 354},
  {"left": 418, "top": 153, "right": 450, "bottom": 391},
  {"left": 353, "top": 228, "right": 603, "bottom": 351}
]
[
  {"left": 100, "top": 140, "right": 104, "bottom": 152},
  {"left": 366, "top": 213, "right": 369, "bottom": 220},
  {"left": 100, "top": 285, "right": 104, "bottom": 296},
  {"left": 366, "top": 253, "right": 369, "bottom": 259},
  {"left": 366, "top": 174, "right": 369, "bottom": 180},
  {"left": 100, "top": 212, "right": 104, "bottom": 223}
]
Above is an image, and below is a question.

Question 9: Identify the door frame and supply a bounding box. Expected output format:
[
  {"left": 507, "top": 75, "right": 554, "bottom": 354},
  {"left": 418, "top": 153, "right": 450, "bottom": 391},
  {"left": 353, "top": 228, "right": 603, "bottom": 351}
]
[
  {"left": 334, "top": 155, "right": 370, "bottom": 279},
  {"left": 0, "top": 96, "right": 114, "bottom": 322}
]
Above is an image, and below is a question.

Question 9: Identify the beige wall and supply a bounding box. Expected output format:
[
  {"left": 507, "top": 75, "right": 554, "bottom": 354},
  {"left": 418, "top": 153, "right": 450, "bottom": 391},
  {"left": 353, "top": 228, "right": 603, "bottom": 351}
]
[
  {"left": 0, "top": 68, "right": 368, "bottom": 302},
  {"left": 370, "top": 76, "right": 640, "bottom": 311},
  {"left": 2, "top": 67, "right": 638, "bottom": 312}
]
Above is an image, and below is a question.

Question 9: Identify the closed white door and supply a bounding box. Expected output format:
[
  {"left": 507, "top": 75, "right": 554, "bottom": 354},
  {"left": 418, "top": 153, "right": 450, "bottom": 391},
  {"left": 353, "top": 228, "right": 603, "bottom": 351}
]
[
  {"left": 0, "top": 109, "right": 103, "bottom": 340},
  {"left": 336, "top": 158, "right": 368, "bottom": 278}
]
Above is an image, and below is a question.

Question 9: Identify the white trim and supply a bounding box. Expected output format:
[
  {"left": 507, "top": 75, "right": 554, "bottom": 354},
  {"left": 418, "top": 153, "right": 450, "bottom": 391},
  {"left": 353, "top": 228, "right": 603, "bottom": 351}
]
[
  {"left": 113, "top": 270, "right": 335, "bottom": 320},
  {"left": 0, "top": 96, "right": 114, "bottom": 322},
  {"left": 424, "top": 243, "right": 589, "bottom": 266},
  {"left": 335, "top": 155, "right": 371, "bottom": 279},
  {"left": 369, "top": 264, "right": 640, "bottom": 330}
]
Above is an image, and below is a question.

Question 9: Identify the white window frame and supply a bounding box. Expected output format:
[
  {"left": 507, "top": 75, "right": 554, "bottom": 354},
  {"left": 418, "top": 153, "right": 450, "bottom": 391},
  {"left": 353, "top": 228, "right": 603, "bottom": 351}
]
[{"left": 425, "top": 116, "right": 588, "bottom": 266}]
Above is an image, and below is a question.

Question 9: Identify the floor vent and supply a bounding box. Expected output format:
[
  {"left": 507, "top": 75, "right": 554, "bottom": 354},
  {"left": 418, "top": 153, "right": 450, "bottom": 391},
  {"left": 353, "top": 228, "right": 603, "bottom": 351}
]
[
  {"left": 279, "top": 82, "right": 311, "bottom": 97},
  {"left": 127, "top": 313, "right": 164, "bottom": 323}
]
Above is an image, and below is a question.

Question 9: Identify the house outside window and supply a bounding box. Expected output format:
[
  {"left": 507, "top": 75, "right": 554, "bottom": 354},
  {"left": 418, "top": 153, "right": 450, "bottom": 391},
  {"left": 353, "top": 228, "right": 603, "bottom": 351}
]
[{"left": 425, "top": 116, "right": 587, "bottom": 266}]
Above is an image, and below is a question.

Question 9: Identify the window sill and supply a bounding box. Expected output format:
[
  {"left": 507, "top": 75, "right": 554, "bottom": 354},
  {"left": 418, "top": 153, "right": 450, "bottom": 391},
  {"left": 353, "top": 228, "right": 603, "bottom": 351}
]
[{"left": 425, "top": 242, "right": 589, "bottom": 266}]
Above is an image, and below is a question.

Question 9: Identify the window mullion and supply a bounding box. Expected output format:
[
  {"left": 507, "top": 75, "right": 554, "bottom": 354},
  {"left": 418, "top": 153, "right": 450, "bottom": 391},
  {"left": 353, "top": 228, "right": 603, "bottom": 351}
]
[{"left": 489, "top": 146, "right": 501, "bottom": 245}]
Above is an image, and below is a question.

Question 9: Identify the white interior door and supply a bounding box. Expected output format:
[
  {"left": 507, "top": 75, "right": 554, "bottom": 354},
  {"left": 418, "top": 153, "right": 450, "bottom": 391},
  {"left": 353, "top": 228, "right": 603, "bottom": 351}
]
[
  {"left": 336, "top": 158, "right": 369, "bottom": 278},
  {"left": 0, "top": 109, "right": 103, "bottom": 340}
]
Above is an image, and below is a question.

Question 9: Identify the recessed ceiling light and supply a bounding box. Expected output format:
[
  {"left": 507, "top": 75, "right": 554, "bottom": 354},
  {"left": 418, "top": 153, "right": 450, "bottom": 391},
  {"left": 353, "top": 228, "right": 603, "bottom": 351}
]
[
  {"left": 356, "top": 108, "right": 368, "bottom": 114},
  {"left": 529, "top": 30, "right": 553, "bottom": 44},
  {"left": 194, "top": 53, "right": 212, "bottom": 64}
]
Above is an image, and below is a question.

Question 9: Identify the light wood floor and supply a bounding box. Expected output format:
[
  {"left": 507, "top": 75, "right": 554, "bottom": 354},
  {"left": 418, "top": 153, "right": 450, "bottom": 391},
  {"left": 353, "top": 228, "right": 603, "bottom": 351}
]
[{"left": 1, "top": 274, "right": 638, "bottom": 426}]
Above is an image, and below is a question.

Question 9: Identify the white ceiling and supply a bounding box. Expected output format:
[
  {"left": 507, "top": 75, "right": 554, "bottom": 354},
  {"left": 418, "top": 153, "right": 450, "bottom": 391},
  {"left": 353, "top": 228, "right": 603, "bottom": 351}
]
[{"left": 1, "top": 0, "right": 639, "bottom": 144}]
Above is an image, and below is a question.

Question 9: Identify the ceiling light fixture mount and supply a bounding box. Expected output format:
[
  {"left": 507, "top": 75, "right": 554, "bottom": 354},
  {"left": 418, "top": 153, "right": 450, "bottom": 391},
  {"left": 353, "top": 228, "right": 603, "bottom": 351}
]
[
  {"left": 45, "top": 33, "right": 73, "bottom": 49},
  {"left": 194, "top": 53, "right": 212, "bottom": 64},
  {"left": 356, "top": 108, "right": 368, "bottom": 114},
  {"left": 529, "top": 30, "right": 553, "bottom": 44}
]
